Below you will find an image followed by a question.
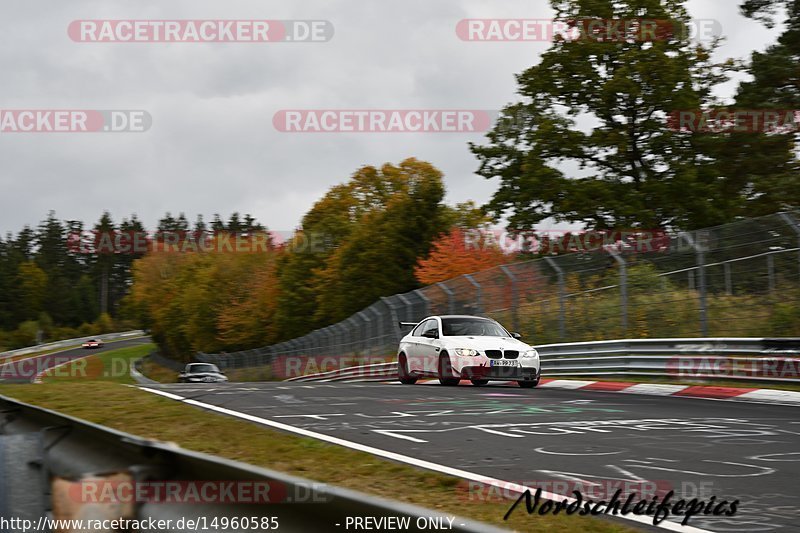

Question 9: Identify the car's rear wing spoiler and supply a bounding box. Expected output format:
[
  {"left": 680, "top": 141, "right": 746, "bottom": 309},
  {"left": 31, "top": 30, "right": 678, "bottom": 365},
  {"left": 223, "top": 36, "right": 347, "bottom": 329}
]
[{"left": 398, "top": 322, "right": 418, "bottom": 328}]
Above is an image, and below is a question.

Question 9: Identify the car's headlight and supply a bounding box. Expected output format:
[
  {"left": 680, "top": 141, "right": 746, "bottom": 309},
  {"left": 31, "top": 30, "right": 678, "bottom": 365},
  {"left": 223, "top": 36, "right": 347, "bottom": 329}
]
[
  {"left": 454, "top": 348, "right": 478, "bottom": 356},
  {"left": 522, "top": 349, "right": 539, "bottom": 358}
]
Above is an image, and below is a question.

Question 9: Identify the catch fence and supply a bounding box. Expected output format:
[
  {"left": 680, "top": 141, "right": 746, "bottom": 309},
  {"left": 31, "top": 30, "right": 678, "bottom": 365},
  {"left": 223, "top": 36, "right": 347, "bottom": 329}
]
[{"left": 197, "top": 211, "right": 800, "bottom": 372}]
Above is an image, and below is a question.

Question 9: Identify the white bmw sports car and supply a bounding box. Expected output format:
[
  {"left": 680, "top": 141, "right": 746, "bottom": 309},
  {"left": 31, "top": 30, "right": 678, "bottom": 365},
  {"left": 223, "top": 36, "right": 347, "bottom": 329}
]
[{"left": 396, "top": 315, "right": 541, "bottom": 387}]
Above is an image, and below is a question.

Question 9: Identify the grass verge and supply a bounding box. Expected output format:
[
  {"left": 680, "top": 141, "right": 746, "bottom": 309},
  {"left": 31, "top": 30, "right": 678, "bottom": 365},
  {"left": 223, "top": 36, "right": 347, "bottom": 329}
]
[
  {"left": 140, "top": 356, "right": 180, "bottom": 383},
  {"left": 0, "top": 346, "right": 637, "bottom": 533}
]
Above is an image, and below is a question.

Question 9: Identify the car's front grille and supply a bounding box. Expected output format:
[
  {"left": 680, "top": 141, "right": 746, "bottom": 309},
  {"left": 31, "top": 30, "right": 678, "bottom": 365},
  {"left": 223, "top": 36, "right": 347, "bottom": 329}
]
[
  {"left": 484, "top": 350, "right": 502, "bottom": 359},
  {"left": 504, "top": 350, "right": 519, "bottom": 359}
]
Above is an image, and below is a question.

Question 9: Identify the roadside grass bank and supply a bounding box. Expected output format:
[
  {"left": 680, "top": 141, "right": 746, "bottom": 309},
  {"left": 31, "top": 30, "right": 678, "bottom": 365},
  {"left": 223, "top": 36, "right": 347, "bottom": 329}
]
[
  {"left": 140, "top": 356, "right": 180, "bottom": 383},
  {"left": 38, "top": 344, "right": 154, "bottom": 384},
  {"left": 0, "top": 346, "right": 636, "bottom": 533}
]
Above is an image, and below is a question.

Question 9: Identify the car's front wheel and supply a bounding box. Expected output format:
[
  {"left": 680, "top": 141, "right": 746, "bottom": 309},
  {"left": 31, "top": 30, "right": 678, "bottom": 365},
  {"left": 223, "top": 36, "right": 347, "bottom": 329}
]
[
  {"left": 438, "top": 352, "right": 460, "bottom": 386},
  {"left": 398, "top": 353, "right": 418, "bottom": 385},
  {"left": 471, "top": 379, "right": 489, "bottom": 386},
  {"left": 518, "top": 377, "right": 540, "bottom": 389}
]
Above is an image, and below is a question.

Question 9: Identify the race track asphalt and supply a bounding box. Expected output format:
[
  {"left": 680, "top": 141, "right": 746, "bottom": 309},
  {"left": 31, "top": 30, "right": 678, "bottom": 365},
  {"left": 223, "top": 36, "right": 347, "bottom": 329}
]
[{"left": 141, "top": 380, "right": 800, "bottom": 532}]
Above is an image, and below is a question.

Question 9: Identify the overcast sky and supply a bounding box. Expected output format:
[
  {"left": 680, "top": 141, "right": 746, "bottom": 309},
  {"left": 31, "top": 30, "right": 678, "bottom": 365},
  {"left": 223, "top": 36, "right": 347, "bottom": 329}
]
[{"left": 0, "top": 0, "right": 784, "bottom": 235}]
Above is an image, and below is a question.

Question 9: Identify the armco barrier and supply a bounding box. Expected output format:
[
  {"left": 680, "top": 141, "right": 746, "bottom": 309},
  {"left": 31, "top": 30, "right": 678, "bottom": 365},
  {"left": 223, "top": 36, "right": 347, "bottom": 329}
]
[
  {"left": 130, "top": 358, "right": 159, "bottom": 385},
  {"left": 0, "top": 395, "right": 507, "bottom": 533},
  {"left": 288, "top": 337, "right": 800, "bottom": 384},
  {"left": 0, "top": 330, "right": 144, "bottom": 359},
  {"left": 285, "top": 362, "right": 397, "bottom": 383}
]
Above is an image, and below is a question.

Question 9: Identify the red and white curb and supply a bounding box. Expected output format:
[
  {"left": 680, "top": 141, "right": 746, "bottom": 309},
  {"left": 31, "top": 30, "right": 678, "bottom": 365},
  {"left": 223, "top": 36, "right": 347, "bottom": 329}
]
[{"left": 406, "top": 378, "right": 800, "bottom": 406}]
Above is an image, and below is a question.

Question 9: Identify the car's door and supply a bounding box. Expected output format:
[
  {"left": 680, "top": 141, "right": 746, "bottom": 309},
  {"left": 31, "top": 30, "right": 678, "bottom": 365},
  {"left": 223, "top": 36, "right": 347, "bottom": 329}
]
[
  {"left": 416, "top": 318, "right": 442, "bottom": 376},
  {"left": 405, "top": 319, "right": 429, "bottom": 374}
]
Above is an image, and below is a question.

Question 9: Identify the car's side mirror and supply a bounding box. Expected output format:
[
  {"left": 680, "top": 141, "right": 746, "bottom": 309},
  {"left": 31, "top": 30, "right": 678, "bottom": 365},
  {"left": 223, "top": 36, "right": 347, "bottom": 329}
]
[
  {"left": 511, "top": 332, "right": 522, "bottom": 339},
  {"left": 422, "top": 330, "right": 439, "bottom": 339}
]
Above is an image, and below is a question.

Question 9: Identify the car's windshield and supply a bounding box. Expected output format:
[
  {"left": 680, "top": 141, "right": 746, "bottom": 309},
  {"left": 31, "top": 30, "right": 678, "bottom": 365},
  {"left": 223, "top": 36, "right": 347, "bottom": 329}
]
[
  {"left": 189, "top": 364, "right": 218, "bottom": 373},
  {"left": 441, "top": 318, "right": 509, "bottom": 337}
]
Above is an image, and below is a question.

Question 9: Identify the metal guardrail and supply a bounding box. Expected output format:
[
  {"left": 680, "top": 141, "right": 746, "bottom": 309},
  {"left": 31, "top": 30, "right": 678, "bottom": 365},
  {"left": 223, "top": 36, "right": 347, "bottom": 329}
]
[
  {"left": 288, "top": 337, "right": 800, "bottom": 384},
  {"left": 0, "top": 330, "right": 145, "bottom": 359},
  {"left": 534, "top": 337, "right": 794, "bottom": 357},
  {"left": 536, "top": 337, "right": 800, "bottom": 383},
  {"left": 130, "top": 358, "right": 159, "bottom": 385},
  {"left": 0, "top": 395, "right": 506, "bottom": 533},
  {"left": 286, "top": 362, "right": 397, "bottom": 383}
]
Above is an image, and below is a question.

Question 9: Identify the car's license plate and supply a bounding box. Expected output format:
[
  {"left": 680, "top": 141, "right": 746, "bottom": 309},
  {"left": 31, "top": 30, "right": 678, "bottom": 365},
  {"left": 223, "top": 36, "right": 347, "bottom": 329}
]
[{"left": 490, "top": 360, "right": 520, "bottom": 367}]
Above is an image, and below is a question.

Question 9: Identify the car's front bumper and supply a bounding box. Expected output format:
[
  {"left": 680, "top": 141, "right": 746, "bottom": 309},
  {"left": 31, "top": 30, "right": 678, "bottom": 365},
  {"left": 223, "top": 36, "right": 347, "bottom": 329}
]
[{"left": 458, "top": 364, "right": 539, "bottom": 381}]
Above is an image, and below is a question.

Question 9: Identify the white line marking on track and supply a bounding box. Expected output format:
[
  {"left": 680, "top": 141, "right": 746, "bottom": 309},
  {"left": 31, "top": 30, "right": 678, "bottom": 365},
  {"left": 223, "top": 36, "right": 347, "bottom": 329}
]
[
  {"left": 737, "top": 389, "right": 800, "bottom": 403},
  {"left": 748, "top": 452, "right": 800, "bottom": 462},
  {"left": 538, "top": 380, "right": 597, "bottom": 389},
  {"left": 372, "top": 430, "right": 428, "bottom": 443},
  {"left": 534, "top": 447, "right": 622, "bottom": 456},
  {"left": 137, "top": 386, "right": 714, "bottom": 533},
  {"left": 619, "top": 384, "right": 689, "bottom": 395}
]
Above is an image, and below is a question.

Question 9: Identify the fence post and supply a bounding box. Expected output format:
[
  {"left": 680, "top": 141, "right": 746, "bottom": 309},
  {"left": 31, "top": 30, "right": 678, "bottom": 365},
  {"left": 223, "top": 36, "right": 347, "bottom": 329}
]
[
  {"left": 350, "top": 316, "right": 361, "bottom": 356},
  {"left": 357, "top": 311, "right": 371, "bottom": 356},
  {"left": 414, "top": 289, "right": 430, "bottom": 317},
  {"left": 543, "top": 258, "right": 565, "bottom": 341},
  {"left": 334, "top": 323, "right": 346, "bottom": 355},
  {"left": 324, "top": 327, "right": 336, "bottom": 357},
  {"left": 499, "top": 265, "right": 520, "bottom": 333},
  {"left": 767, "top": 253, "right": 776, "bottom": 292},
  {"left": 343, "top": 318, "right": 354, "bottom": 356},
  {"left": 463, "top": 274, "right": 482, "bottom": 314},
  {"left": 304, "top": 334, "right": 313, "bottom": 356},
  {"left": 779, "top": 212, "right": 800, "bottom": 281},
  {"left": 382, "top": 296, "right": 404, "bottom": 342},
  {"left": 308, "top": 331, "right": 317, "bottom": 356},
  {"left": 680, "top": 232, "right": 708, "bottom": 337},
  {"left": 264, "top": 347, "right": 276, "bottom": 373},
  {"left": 396, "top": 293, "right": 414, "bottom": 323},
  {"left": 371, "top": 306, "right": 383, "bottom": 356},
  {"left": 606, "top": 247, "right": 628, "bottom": 336},
  {"left": 724, "top": 262, "right": 732, "bottom": 295},
  {"left": 437, "top": 282, "right": 455, "bottom": 314}
]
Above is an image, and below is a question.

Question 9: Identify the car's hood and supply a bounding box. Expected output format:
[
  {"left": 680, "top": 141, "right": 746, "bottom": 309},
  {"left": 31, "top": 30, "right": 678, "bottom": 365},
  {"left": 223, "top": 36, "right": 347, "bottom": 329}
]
[
  {"left": 440, "top": 336, "right": 531, "bottom": 352},
  {"left": 184, "top": 372, "right": 225, "bottom": 378}
]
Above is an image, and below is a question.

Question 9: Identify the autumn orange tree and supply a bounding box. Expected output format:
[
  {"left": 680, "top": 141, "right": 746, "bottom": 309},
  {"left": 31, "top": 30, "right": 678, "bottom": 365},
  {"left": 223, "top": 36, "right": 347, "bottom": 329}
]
[
  {"left": 414, "top": 228, "right": 509, "bottom": 285},
  {"left": 129, "top": 234, "right": 281, "bottom": 358},
  {"left": 274, "top": 158, "right": 454, "bottom": 335}
]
